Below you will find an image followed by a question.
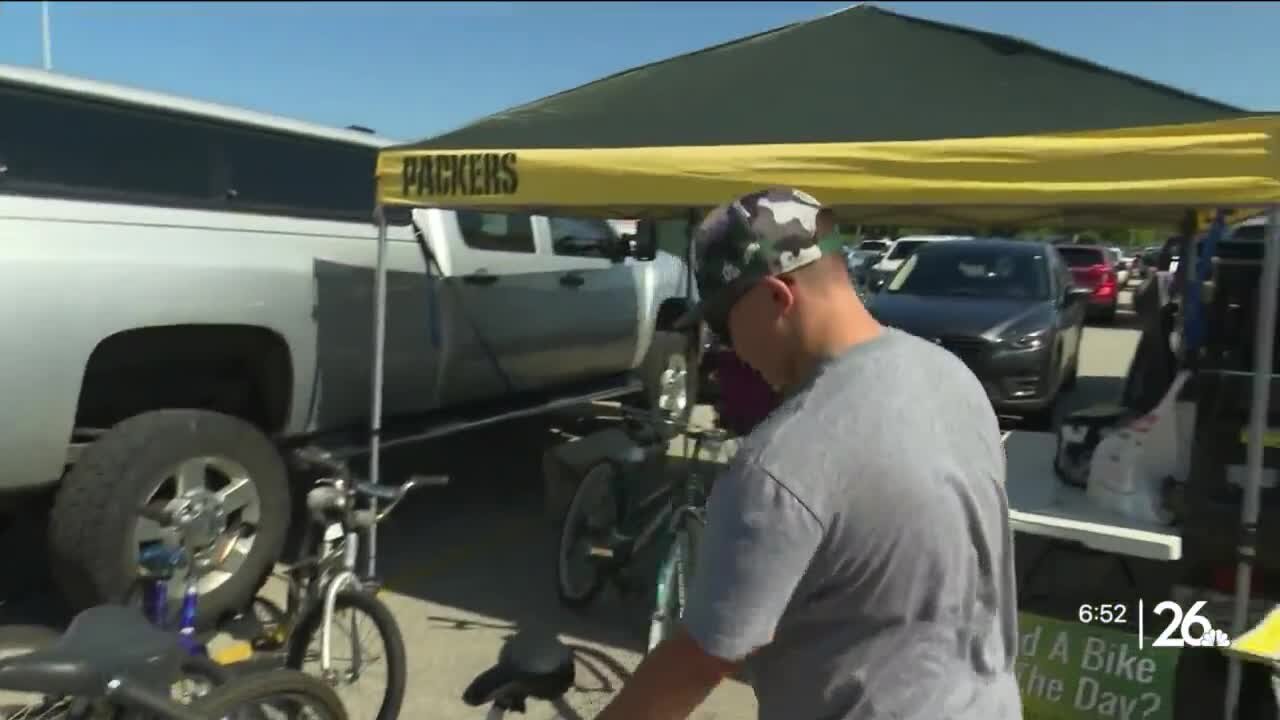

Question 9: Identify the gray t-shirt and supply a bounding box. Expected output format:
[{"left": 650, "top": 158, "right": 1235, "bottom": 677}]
[{"left": 684, "top": 328, "right": 1021, "bottom": 720}]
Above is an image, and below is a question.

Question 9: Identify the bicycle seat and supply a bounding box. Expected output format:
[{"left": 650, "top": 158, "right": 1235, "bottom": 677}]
[
  {"left": 462, "top": 631, "right": 574, "bottom": 712},
  {"left": 0, "top": 605, "right": 184, "bottom": 697}
]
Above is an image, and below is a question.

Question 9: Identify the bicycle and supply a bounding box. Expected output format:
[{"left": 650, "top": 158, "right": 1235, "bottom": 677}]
[
  {"left": 0, "top": 499, "right": 243, "bottom": 717},
  {"left": 0, "top": 604, "right": 348, "bottom": 720},
  {"left": 250, "top": 446, "right": 446, "bottom": 720},
  {"left": 554, "top": 410, "right": 730, "bottom": 652},
  {"left": 461, "top": 631, "right": 574, "bottom": 720}
]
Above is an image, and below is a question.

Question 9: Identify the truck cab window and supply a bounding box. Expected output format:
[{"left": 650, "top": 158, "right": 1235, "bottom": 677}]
[
  {"left": 216, "top": 127, "right": 375, "bottom": 220},
  {"left": 0, "top": 84, "right": 216, "bottom": 203},
  {"left": 549, "top": 217, "right": 615, "bottom": 259},
  {"left": 456, "top": 211, "right": 536, "bottom": 254}
]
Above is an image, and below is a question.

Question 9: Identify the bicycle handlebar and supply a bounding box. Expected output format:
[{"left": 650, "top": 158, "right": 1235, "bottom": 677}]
[
  {"left": 306, "top": 472, "right": 449, "bottom": 528},
  {"left": 614, "top": 406, "right": 728, "bottom": 441}
]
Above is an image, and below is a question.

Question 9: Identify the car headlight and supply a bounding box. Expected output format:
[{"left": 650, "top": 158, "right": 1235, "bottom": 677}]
[{"left": 1006, "top": 330, "right": 1046, "bottom": 350}]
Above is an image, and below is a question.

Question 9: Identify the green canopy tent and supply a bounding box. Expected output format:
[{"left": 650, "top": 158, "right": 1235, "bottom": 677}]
[{"left": 413, "top": 3, "right": 1245, "bottom": 151}]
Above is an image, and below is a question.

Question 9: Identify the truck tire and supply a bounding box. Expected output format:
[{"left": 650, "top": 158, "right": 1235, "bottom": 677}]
[
  {"left": 641, "top": 331, "right": 698, "bottom": 426},
  {"left": 48, "top": 409, "right": 290, "bottom": 630}
]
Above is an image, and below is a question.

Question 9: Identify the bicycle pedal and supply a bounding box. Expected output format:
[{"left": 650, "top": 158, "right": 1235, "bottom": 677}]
[
  {"left": 587, "top": 544, "right": 616, "bottom": 560},
  {"left": 210, "top": 640, "right": 255, "bottom": 666}
]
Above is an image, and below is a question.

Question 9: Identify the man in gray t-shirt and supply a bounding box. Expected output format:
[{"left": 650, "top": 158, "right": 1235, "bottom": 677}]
[{"left": 594, "top": 189, "right": 1021, "bottom": 720}]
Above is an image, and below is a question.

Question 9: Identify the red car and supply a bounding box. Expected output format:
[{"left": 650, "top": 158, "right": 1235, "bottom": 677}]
[{"left": 1054, "top": 245, "right": 1120, "bottom": 323}]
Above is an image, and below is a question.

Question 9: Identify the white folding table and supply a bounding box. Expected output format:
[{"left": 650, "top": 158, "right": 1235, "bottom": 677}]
[{"left": 1003, "top": 430, "right": 1181, "bottom": 601}]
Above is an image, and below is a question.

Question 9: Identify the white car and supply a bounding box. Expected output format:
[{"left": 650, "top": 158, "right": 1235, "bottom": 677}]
[{"left": 869, "top": 235, "right": 973, "bottom": 288}]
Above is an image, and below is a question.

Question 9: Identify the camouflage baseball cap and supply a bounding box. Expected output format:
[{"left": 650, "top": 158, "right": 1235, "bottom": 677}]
[{"left": 674, "top": 188, "right": 845, "bottom": 341}]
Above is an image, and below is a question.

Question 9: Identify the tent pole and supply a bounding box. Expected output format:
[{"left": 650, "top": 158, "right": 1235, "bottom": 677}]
[
  {"left": 1179, "top": 210, "right": 1199, "bottom": 364},
  {"left": 1224, "top": 206, "right": 1280, "bottom": 720},
  {"left": 367, "top": 205, "right": 389, "bottom": 580}
]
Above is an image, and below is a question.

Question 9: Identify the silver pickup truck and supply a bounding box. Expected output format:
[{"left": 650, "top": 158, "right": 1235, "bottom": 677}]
[{"left": 0, "top": 65, "right": 695, "bottom": 622}]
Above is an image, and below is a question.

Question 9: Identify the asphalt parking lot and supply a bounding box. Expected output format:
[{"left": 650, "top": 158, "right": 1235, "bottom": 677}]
[{"left": 1, "top": 291, "right": 1147, "bottom": 719}]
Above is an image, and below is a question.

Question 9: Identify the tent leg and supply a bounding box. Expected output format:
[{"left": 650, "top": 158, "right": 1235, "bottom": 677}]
[
  {"left": 367, "top": 207, "right": 389, "bottom": 580},
  {"left": 1224, "top": 206, "right": 1280, "bottom": 720}
]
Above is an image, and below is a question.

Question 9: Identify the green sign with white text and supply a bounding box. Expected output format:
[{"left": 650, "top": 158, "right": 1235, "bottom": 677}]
[{"left": 1017, "top": 612, "right": 1180, "bottom": 720}]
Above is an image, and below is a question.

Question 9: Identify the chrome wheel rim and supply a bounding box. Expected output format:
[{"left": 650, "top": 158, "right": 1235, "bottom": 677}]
[{"left": 133, "top": 455, "right": 262, "bottom": 598}]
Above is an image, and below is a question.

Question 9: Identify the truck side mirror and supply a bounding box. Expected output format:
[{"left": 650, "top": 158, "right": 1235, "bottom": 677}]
[{"left": 628, "top": 220, "right": 659, "bottom": 261}]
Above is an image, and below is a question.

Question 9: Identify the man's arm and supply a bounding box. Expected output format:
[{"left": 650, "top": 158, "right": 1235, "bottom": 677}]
[
  {"left": 594, "top": 626, "right": 735, "bottom": 720},
  {"left": 594, "top": 457, "right": 824, "bottom": 720}
]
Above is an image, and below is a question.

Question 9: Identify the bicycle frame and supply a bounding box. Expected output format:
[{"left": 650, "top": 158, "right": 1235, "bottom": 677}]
[
  {"left": 273, "top": 457, "right": 432, "bottom": 682},
  {"left": 590, "top": 421, "right": 717, "bottom": 578},
  {"left": 266, "top": 512, "right": 365, "bottom": 682},
  {"left": 137, "top": 545, "right": 204, "bottom": 656}
]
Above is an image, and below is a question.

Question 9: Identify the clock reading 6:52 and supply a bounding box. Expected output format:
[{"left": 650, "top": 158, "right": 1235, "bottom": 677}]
[{"left": 1077, "top": 603, "right": 1129, "bottom": 624}]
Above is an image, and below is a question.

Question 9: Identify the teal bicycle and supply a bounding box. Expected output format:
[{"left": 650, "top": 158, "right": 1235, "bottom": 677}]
[{"left": 554, "top": 413, "right": 729, "bottom": 652}]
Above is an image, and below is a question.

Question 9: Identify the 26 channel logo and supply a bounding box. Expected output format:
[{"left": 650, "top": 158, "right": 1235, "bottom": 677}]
[{"left": 1144, "top": 601, "right": 1230, "bottom": 649}]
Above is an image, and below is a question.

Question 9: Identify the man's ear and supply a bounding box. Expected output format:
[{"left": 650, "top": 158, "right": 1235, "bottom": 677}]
[{"left": 763, "top": 276, "right": 797, "bottom": 313}]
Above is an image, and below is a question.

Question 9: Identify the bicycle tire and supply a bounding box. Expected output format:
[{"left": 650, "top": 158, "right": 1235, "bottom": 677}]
[
  {"left": 646, "top": 515, "right": 703, "bottom": 653},
  {"left": 284, "top": 590, "right": 405, "bottom": 720},
  {"left": 555, "top": 460, "right": 624, "bottom": 610},
  {"left": 0, "top": 624, "right": 61, "bottom": 658},
  {"left": 188, "top": 668, "right": 348, "bottom": 720}
]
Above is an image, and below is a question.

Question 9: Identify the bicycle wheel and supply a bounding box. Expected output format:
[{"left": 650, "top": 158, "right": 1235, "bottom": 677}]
[
  {"left": 0, "top": 627, "right": 65, "bottom": 720},
  {"left": 0, "top": 624, "right": 227, "bottom": 716},
  {"left": 189, "top": 668, "right": 347, "bottom": 720},
  {"left": 555, "top": 460, "right": 624, "bottom": 610},
  {"left": 646, "top": 515, "right": 703, "bottom": 653},
  {"left": 0, "top": 624, "right": 61, "bottom": 658},
  {"left": 284, "top": 590, "right": 405, "bottom": 720}
]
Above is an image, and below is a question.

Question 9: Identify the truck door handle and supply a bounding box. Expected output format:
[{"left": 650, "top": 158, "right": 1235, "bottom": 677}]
[
  {"left": 560, "top": 273, "right": 585, "bottom": 288},
  {"left": 463, "top": 273, "right": 499, "bottom": 286}
]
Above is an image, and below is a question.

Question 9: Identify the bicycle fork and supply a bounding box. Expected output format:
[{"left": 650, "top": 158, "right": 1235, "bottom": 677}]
[
  {"left": 318, "top": 530, "right": 363, "bottom": 683},
  {"left": 138, "top": 545, "right": 203, "bottom": 656}
]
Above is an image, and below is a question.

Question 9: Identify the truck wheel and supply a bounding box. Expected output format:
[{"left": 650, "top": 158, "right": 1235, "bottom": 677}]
[
  {"left": 48, "top": 410, "right": 290, "bottom": 630},
  {"left": 641, "top": 331, "right": 698, "bottom": 426}
]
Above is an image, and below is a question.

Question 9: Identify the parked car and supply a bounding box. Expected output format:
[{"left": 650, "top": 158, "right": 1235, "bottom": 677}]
[
  {"left": 844, "top": 247, "right": 882, "bottom": 298},
  {"left": 855, "top": 238, "right": 890, "bottom": 254},
  {"left": 0, "top": 65, "right": 693, "bottom": 623},
  {"left": 1054, "top": 244, "right": 1121, "bottom": 323},
  {"left": 1134, "top": 244, "right": 1165, "bottom": 281},
  {"left": 1108, "top": 246, "right": 1132, "bottom": 286},
  {"left": 867, "top": 234, "right": 973, "bottom": 290},
  {"left": 867, "top": 239, "right": 1087, "bottom": 428}
]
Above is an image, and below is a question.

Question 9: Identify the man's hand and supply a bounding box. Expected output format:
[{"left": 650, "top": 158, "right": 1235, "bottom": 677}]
[{"left": 594, "top": 626, "right": 737, "bottom": 720}]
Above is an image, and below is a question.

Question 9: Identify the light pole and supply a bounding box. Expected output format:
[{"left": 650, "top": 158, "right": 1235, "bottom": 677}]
[{"left": 41, "top": 1, "right": 52, "bottom": 71}]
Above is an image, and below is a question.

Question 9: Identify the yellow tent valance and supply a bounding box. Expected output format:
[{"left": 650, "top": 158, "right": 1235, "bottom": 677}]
[{"left": 374, "top": 116, "right": 1280, "bottom": 228}]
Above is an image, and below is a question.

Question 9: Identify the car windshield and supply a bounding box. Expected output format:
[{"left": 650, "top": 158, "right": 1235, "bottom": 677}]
[
  {"left": 857, "top": 240, "right": 888, "bottom": 252},
  {"left": 887, "top": 240, "right": 928, "bottom": 260},
  {"left": 1230, "top": 223, "right": 1267, "bottom": 242},
  {"left": 887, "top": 246, "right": 1050, "bottom": 301},
  {"left": 1057, "top": 246, "right": 1105, "bottom": 268}
]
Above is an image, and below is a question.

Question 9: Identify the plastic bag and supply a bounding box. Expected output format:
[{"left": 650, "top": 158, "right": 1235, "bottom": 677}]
[{"left": 1086, "top": 371, "right": 1192, "bottom": 525}]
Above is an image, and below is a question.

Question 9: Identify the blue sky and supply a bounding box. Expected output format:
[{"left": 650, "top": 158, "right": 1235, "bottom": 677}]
[{"left": 0, "top": 1, "right": 1274, "bottom": 142}]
